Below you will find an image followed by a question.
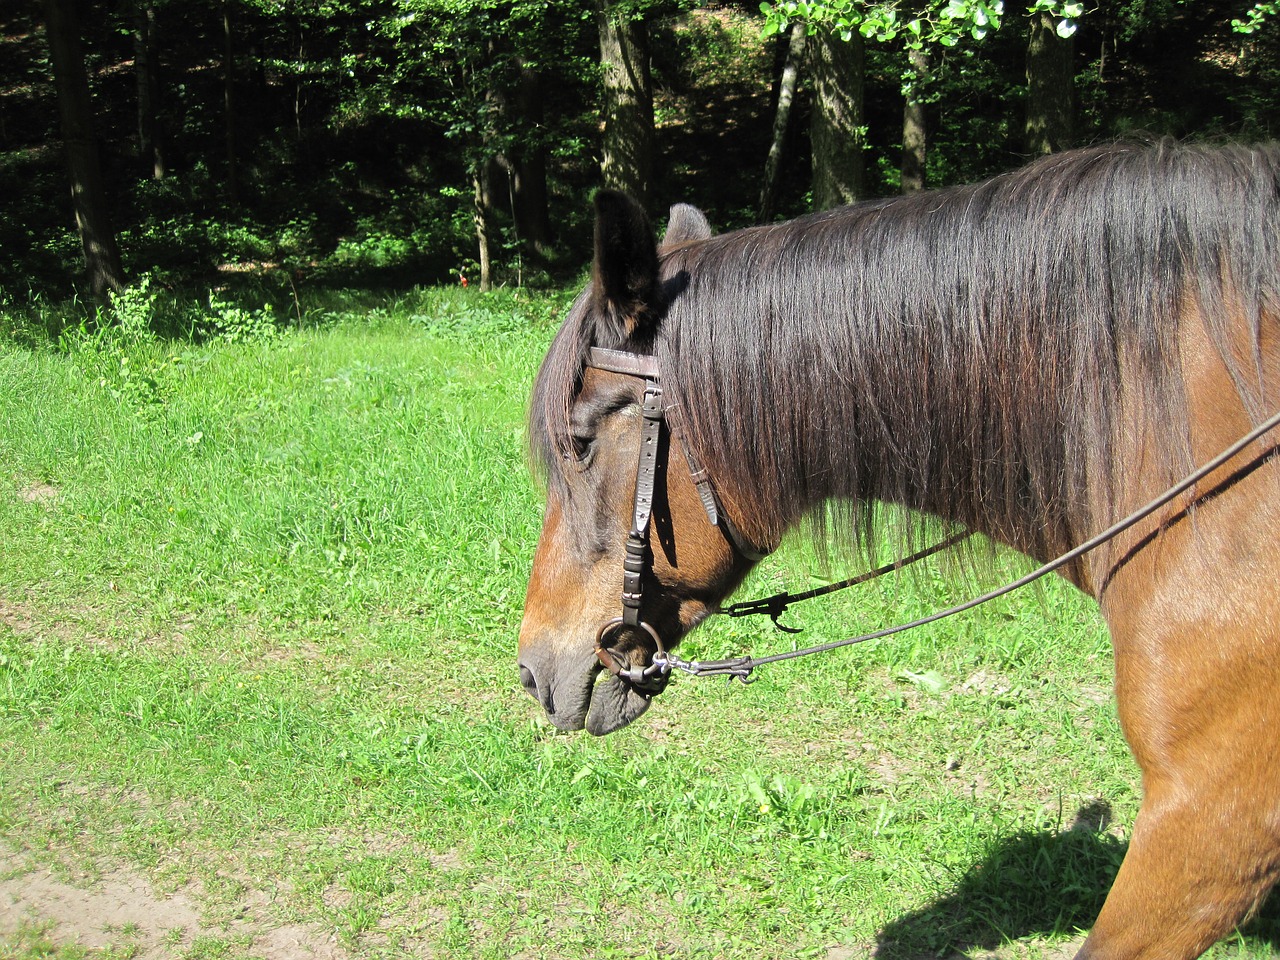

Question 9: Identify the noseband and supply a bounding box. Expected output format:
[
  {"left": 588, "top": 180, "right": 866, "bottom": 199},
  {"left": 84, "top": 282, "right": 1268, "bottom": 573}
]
[{"left": 586, "top": 347, "right": 766, "bottom": 694}]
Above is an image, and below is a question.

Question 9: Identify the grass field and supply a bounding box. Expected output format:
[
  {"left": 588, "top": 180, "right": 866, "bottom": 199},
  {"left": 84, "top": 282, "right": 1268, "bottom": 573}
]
[{"left": 1, "top": 287, "right": 1277, "bottom": 960}]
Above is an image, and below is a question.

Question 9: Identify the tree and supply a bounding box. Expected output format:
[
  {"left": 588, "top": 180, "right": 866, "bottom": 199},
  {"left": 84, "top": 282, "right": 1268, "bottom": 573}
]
[
  {"left": 42, "top": 0, "right": 126, "bottom": 297},
  {"left": 132, "top": 0, "right": 165, "bottom": 179},
  {"left": 222, "top": 0, "right": 240, "bottom": 204},
  {"left": 765, "top": 0, "right": 999, "bottom": 204},
  {"left": 808, "top": 23, "right": 866, "bottom": 208},
  {"left": 366, "top": 1, "right": 596, "bottom": 286},
  {"left": 764, "top": 0, "right": 1085, "bottom": 194},
  {"left": 19, "top": 0, "right": 1252, "bottom": 302},
  {"left": 596, "top": 0, "right": 655, "bottom": 207},
  {"left": 900, "top": 45, "right": 928, "bottom": 191},
  {"left": 506, "top": 60, "right": 554, "bottom": 263},
  {"left": 1025, "top": 6, "right": 1074, "bottom": 154},
  {"left": 759, "top": 21, "right": 807, "bottom": 220}
]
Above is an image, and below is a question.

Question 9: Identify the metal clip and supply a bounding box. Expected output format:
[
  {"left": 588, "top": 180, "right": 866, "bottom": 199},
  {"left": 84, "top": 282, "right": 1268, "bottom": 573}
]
[
  {"left": 657, "top": 651, "right": 759, "bottom": 685},
  {"left": 717, "top": 593, "right": 802, "bottom": 634}
]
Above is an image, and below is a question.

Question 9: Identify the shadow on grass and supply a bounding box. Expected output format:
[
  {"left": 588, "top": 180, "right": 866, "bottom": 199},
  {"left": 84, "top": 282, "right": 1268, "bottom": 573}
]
[{"left": 874, "top": 801, "right": 1280, "bottom": 959}]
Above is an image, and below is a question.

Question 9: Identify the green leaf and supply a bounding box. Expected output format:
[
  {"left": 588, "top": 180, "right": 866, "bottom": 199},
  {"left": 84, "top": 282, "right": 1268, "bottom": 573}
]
[{"left": 898, "top": 669, "right": 948, "bottom": 694}]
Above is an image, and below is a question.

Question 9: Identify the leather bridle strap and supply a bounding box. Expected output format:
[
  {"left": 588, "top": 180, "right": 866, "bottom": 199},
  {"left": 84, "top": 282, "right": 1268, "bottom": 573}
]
[
  {"left": 588, "top": 347, "right": 659, "bottom": 380},
  {"left": 716, "top": 528, "right": 974, "bottom": 631},
  {"left": 621, "top": 380, "right": 665, "bottom": 628},
  {"left": 588, "top": 347, "right": 671, "bottom": 691},
  {"left": 584, "top": 345, "right": 977, "bottom": 693},
  {"left": 591, "top": 345, "right": 766, "bottom": 692},
  {"left": 585, "top": 345, "right": 972, "bottom": 693},
  {"left": 665, "top": 401, "right": 770, "bottom": 562}
]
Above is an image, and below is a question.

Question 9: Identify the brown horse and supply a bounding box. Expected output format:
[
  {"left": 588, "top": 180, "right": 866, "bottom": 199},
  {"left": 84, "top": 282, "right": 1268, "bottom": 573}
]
[{"left": 518, "top": 139, "right": 1280, "bottom": 959}]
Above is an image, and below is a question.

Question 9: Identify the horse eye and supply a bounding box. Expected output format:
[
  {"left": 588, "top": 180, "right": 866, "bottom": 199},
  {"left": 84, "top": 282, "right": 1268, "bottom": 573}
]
[{"left": 566, "top": 434, "right": 594, "bottom": 465}]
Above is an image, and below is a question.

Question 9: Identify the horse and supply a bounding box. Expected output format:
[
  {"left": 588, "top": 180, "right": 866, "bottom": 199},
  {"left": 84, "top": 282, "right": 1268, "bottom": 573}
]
[{"left": 517, "top": 139, "right": 1280, "bottom": 959}]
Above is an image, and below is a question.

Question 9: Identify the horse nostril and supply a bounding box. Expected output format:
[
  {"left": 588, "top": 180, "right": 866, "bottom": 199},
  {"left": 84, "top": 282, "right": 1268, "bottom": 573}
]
[
  {"left": 519, "top": 663, "right": 557, "bottom": 714},
  {"left": 518, "top": 664, "right": 538, "bottom": 700}
]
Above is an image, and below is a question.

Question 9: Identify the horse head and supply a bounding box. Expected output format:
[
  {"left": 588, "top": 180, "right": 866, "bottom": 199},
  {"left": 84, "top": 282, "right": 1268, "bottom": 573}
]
[{"left": 517, "top": 192, "right": 759, "bottom": 735}]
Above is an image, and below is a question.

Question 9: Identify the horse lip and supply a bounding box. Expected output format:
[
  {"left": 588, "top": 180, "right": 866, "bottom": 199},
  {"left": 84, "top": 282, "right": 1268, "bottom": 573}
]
[
  {"left": 545, "top": 658, "right": 599, "bottom": 731},
  {"left": 584, "top": 646, "right": 661, "bottom": 736}
]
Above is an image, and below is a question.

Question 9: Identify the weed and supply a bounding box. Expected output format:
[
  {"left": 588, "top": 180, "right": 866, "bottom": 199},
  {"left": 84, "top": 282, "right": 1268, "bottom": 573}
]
[{"left": 200, "top": 292, "right": 281, "bottom": 344}]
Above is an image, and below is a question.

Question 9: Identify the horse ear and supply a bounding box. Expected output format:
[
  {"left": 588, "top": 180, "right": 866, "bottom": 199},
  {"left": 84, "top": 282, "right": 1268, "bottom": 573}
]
[
  {"left": 592, "top": 190, "right": 661, "bottom": 340},
  {"left": 663, "top": 203, "right": 712, "bottom": 247}
]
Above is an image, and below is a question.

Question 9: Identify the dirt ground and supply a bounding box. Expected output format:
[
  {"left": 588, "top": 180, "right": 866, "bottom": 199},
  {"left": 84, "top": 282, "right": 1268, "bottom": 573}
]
[{"left": 0, "top": 842, "right": 346, "bottom": 960}]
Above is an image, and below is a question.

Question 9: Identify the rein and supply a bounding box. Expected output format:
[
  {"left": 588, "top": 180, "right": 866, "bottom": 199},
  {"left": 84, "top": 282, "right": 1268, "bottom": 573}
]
[
  {"left": 585, "top": 346, "right": 1280, "bottom": 688},
  {"left": 714, "top": 529, "right": 974, "bottom": 633}
]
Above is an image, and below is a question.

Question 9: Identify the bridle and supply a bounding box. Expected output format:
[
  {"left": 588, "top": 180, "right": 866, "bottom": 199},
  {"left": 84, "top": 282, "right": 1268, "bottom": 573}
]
[
  {"left": 584, "top": 345, "right": 1280, "bottom": 693},
  {"left": 587, "top": 346, "right": 767, "bottom": 694}
]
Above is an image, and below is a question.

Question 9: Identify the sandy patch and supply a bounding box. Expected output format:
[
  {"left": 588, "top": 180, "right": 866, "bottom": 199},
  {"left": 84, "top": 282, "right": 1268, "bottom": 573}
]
[
  {"left": 0, "top": 845, "right": 347, "bottom": 959},
  {"left": 16, "top": 482, "right": 58, "bottom": 506}
]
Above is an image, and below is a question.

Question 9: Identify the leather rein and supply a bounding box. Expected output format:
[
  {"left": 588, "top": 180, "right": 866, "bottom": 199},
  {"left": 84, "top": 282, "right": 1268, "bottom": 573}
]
[{"left": 586, "top": 346, "right": 1280, "bottom": 692}]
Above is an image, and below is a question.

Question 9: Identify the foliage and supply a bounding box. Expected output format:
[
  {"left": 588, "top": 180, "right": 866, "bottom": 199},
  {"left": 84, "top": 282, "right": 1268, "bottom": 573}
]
[
  {"left": 3, "top": 0, "right": 1280, "bottom": 306},
  {"left": 761, "top": 0, "right": 1081, "bottom": 48},
  {"left": 763, "top": 0, "right": 1006, "bottom": 47},
  {"left": 364, "top": 0, "right": 595, "bottom": 160},
  {"left": 1234, "top": 2, "right": 1279, "bottom": 33},
  {"left": 201, "top": 292, "right": 282, "bottom": 343}
]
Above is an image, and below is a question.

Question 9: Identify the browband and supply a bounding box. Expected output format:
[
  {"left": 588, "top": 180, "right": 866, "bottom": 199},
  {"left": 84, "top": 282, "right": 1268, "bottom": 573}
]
[{"left": 587, "top": 347, "right": 660, "bottom": 380}]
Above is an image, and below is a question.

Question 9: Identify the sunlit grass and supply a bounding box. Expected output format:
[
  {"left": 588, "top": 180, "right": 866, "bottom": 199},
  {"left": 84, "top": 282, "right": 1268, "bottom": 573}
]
[{"left": 1, "top": 290, "right": 1276, "bottom": 959}]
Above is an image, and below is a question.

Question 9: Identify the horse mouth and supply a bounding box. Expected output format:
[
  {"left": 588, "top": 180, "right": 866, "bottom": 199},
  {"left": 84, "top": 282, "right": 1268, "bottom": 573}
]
[
  {"left": 520, "top": 616, "right": 677, "bottom": 735},
  {"left": 584, "top": 670, "right": 657, "bottom": 736},
  {"left": 520, "top": 643, "right": 661, "bottom": 735},
  {"left": 583, "top": 646, "right": 664, "bottom": 736}
]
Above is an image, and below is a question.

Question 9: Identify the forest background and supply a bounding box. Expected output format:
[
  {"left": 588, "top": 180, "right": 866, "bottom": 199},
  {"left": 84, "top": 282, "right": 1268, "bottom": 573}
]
[{"left": 5, "top": 0, "right": 1280, "bottom": 320}]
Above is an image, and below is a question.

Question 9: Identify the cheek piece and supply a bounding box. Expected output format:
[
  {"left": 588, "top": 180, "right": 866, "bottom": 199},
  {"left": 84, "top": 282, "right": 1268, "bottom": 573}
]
[{"left": 585, "top": 347, "right": 769, "bottom": 696}]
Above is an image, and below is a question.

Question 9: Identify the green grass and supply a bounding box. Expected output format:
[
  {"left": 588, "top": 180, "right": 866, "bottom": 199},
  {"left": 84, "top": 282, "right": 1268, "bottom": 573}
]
[{"left": 1, "top": 288, "right": 1277, "bottom": 959}]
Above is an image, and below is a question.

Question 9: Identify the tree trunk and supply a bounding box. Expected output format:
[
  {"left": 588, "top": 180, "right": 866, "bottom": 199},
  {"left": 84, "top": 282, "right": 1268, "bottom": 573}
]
[
  {"left": 596, "top": 0, "right": 654, "bottom": 207},
  {"left": 758, "top": 21, "right": 806, "bottom": 222},
  {"left": 900, "top": 46, "right": 928, "bottom": 193},
  {"left": 511, "top": 61, "right": 554, "bottom": 264},
  {"left": 42, "top": 0, "right": 126, "bottom": 298},
  {"left": 292, "top": 15, "right": 309, "bottom": 142},
  {"left": 1025, "top": 11, "right": 1074, "bottom": 155},
  {"left": 473, "top": 164, "right": 495, "bottom": 292},
  {"left": 133, "top": 1, "right": 164, "bottom": 179},
  {"left": 223, "top": 0, "right": 240, "bottom": 204},
  {"left": 808, "top": 25, "right": 865, "bottom": 210}
]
